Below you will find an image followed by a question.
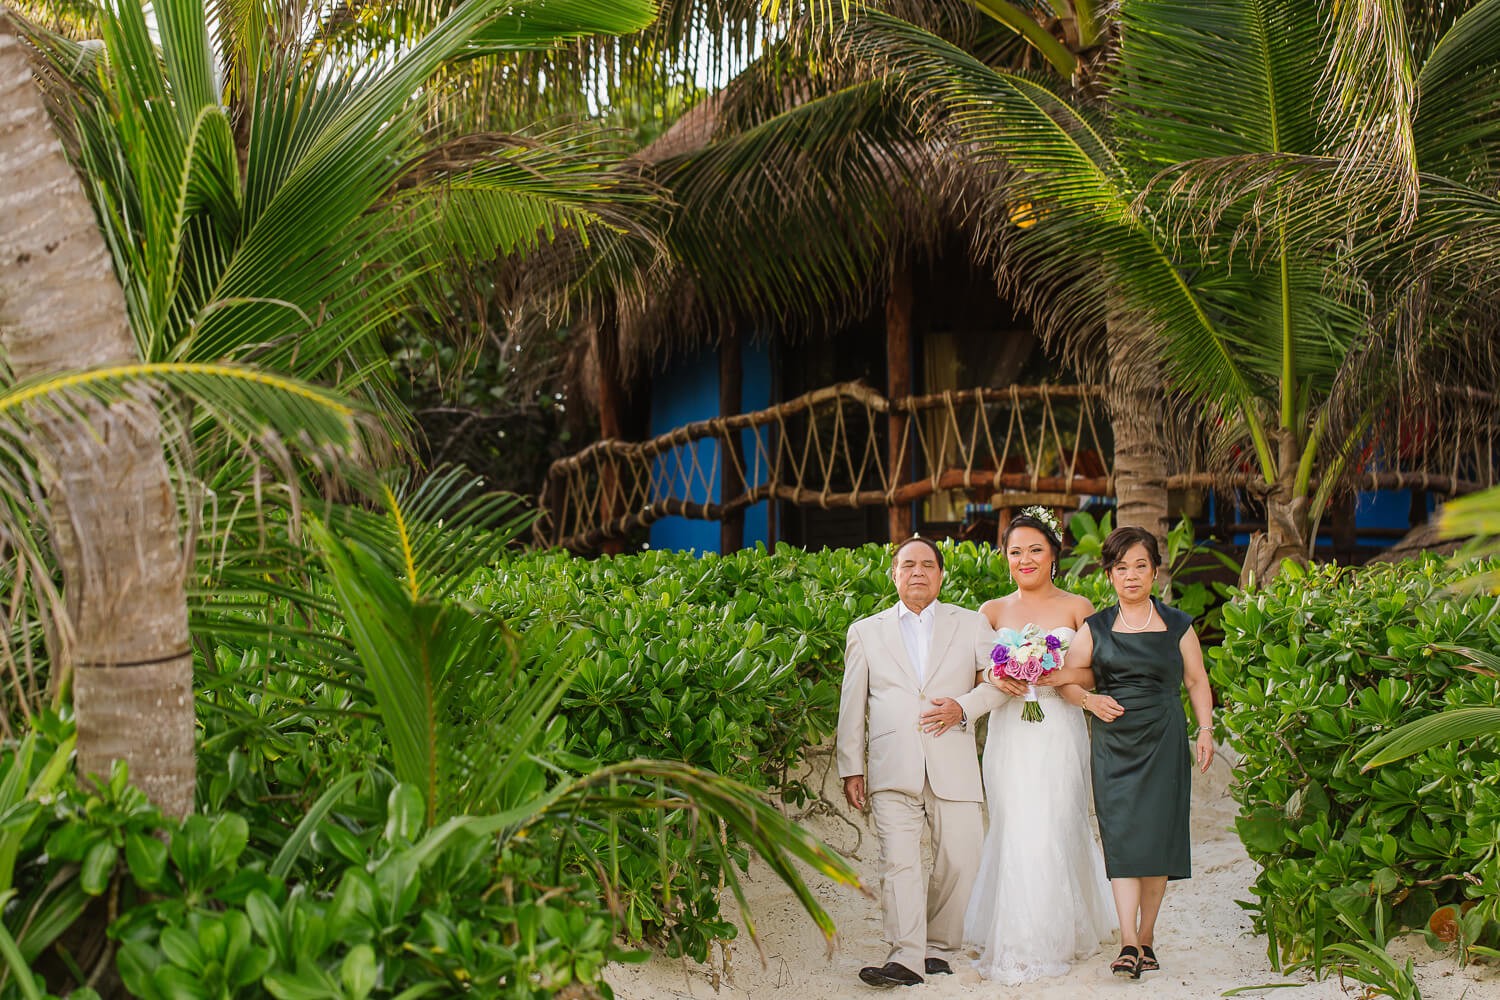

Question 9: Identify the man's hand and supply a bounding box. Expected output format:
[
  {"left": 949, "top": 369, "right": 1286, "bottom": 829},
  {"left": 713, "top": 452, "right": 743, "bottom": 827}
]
[
  {"left": 920, "top": 697, "right": 963, "bottom": 735},
  {"left": 843, "top": 775, "right": 867, "bottom": 811}
]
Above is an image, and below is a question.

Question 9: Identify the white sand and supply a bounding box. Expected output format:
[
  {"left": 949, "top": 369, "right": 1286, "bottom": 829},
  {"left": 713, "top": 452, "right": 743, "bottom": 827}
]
[{"left": 606, "top": 746, "right": 1497, "bottom": 999}]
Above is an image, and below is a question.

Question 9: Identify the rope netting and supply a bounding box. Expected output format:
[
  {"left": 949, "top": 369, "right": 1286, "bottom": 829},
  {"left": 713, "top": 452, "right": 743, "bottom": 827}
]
[
  {"left": 536, "top": 382, "right": 1115, "bottom": 551},
  {"left": 535, "top": 380, "right": 1500, "bottom": 552}
]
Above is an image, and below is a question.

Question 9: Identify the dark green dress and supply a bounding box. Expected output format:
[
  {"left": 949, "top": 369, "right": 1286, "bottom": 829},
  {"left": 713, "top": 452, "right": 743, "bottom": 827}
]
[{"left": 1087, "top": 599, "right": 1193, "bottom": 880}]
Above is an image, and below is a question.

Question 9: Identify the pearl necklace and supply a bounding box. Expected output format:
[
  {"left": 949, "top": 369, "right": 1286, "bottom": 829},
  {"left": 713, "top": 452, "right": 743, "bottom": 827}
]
[{"left": 1118, "top": 600, "right": 1155, "bottom": 632}]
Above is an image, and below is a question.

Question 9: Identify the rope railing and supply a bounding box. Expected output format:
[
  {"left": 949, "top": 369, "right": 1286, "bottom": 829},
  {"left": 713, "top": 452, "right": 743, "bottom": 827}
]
[
  {"left": 536, "top": 382, "right": 1115, "bottom": 551},
  {"left": 534, "top": 381, "right": 1500, "bottom": 552}
]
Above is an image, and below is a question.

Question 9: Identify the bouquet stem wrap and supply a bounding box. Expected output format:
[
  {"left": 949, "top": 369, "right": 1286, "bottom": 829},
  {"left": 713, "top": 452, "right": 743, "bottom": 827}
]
[{"left": 1021, "top": 683, "right": 1044, "bottom": 723}]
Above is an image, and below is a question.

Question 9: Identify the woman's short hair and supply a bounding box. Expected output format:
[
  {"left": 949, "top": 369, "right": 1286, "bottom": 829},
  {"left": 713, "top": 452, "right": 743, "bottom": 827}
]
[
  {"left": 891, "top": 535, "right": 944, "bottom": 571},
  {"left": 1101, "top": 526, "right": 1162, "bottom": 569}
]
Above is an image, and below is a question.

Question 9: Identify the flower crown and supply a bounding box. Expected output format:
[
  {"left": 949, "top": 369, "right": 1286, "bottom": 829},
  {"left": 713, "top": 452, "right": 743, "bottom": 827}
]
[{"left": 1017, "top": 505, "right": 1062, "bottom": 539}]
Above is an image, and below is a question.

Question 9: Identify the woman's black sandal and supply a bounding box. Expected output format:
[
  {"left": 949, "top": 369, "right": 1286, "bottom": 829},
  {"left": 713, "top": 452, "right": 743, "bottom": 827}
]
[
  {"left": 1139, "top": 945, "right": 1159, "bottom": 972},
  {"left": 1112, "top": 946, "right": 1141, "bottom": 979}
]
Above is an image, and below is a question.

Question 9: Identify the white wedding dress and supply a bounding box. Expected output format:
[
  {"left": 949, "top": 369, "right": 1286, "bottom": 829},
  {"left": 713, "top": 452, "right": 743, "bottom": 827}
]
[{"left": 963, "top": 626, "right": 1116, "bottom": 984}]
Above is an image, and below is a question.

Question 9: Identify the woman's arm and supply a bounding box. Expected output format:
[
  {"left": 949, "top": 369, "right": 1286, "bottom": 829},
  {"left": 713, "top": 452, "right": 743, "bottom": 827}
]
[
  {"left": 1058, "top": 623, "right": 1125, "bottom": 722},
  {"left": 1036, "top": 665, "right": 1094, "bottom": 687},
  {"left": 1181, "top": 628, "right": 1215, "bottom": 773}
]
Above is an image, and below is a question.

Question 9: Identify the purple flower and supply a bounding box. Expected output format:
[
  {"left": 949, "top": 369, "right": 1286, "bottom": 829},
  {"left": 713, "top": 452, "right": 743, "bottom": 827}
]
[
  {"left": 1045, "top": 634, "right": 1062, "bottom": 652},
  {"left": 991, "top": 645, "right": 1010, "bottom": 667}
]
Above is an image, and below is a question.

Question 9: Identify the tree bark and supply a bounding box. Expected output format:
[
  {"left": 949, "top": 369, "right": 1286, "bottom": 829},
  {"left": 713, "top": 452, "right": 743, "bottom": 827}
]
[
  {"left": 886, "top": 267, "right": 913, "bottom": 542},
  {"left": 1105, "top": 300, "right": 1171, "bottom": 587},
  {"left": 718, "top": 325, "right": 744, "bottom": 554},
  {"left": 0, "top": 17, "right": 194, "bottom": 818},
  {"left": 1240, "top": 429, "right": 1310, "bottom": 588}
]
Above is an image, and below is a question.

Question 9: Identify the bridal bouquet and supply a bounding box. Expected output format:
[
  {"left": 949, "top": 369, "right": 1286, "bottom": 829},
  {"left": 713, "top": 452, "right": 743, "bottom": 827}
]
[{"left": 990, "top": 625, "right": 1065, "bottom": 722}]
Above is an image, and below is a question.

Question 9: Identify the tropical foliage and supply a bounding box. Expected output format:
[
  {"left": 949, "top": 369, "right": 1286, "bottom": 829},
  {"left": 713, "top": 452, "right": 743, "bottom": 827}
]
[
  {"left": 796, "top": 0, "right": 1500, "bottom": 583},
  {"left": 576, "top": 1, "right": 1499, "bottom": 583},
  {"left": 1212, "top": 556, "right": 1500, "bottom": 971},
  {"left": 2, "top": 478, "right": 869, "bottom": 997},
  {"left": 1, "top": 0, "right": 671, "bottom": 798},
  {"left": 0, "top": 1, "right": 879, "bottom": 994},
  {"left": 4, "top": 1, "right": 1500, "bottom": 997}
]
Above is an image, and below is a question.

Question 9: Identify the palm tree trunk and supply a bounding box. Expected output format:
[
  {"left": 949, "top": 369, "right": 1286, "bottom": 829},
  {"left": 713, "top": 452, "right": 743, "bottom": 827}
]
[
  {"left": 0, "top": 16, "right": 194, "bottom": 818},
  {"left": 1240, "top": 429, "right": 1309, "bottom": 587},
  {"left": 1106, "top": 301, "right": 1171, "bottom": 587}
]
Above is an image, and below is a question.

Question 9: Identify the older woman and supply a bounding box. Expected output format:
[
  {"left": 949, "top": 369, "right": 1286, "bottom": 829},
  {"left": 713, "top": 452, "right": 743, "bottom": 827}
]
[{"left": 1037, "top": 526, "right": 1215, "bottom": 980}]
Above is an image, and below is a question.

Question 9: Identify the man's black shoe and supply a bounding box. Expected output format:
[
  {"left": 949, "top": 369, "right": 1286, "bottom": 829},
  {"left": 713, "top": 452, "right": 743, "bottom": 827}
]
[
  {"left": 858, "top": 962, "right": 924, "bottom": 988},
  {"left": 924, "top": 958, "right": 953, "bottom": 976}
]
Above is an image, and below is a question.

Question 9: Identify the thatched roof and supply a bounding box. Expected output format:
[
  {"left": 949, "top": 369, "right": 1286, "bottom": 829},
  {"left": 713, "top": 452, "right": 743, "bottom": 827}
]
[{"left": 596, "top": 88, "right": 1004, "bottom": 377}]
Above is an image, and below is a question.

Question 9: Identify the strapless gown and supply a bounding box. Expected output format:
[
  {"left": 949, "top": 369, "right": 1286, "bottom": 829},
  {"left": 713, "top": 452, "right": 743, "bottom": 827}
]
[{"left": 962, "top": 626, "right": 1116, "bottom": 984}]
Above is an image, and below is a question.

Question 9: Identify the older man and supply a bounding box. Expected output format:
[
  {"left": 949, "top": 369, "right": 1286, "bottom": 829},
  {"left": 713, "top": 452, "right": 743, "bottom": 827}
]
[{"left": 837, "top": 536, "right": 1010, "bottom": 988}]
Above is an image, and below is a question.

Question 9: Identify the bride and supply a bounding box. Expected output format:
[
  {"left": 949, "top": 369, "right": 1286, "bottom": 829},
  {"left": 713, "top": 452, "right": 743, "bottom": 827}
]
[{"left": 963, "top": 508, "right": 1119, "bottom": 984}]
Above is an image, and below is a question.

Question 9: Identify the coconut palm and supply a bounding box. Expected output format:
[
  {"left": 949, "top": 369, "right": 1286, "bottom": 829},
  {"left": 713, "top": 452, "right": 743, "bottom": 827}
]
[
  {"left": 0, "top": 0, "right": 660, "bottom": 814},
  {"left": 606, "top": 1, "right": 1500, "bottom": 580},
  {"left": 815, "top": 0, "right": 1500, "bottom": 583}
]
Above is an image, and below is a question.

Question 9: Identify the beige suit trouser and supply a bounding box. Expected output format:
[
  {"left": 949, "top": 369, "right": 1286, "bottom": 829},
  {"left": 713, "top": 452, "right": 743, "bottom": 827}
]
[{"left": 869, "top": 778, "right": 984, "bottom": 975}]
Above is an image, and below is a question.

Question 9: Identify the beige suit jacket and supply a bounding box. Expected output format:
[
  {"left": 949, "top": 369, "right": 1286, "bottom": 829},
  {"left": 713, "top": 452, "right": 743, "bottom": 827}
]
[{"left": 836, "top": 600, "right": 1007, "bottom": 802}]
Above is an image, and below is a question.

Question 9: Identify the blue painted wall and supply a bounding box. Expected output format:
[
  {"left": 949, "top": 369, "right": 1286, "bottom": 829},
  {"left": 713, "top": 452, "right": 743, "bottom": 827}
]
[{"left": 647, "top": 339, "right": 773, "bottom": 553}]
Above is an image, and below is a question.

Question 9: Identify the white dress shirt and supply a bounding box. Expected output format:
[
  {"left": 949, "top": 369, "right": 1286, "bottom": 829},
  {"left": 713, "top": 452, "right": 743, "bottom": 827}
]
[{"left": 896, "top": 599, "right": 937, "bottom": 685}]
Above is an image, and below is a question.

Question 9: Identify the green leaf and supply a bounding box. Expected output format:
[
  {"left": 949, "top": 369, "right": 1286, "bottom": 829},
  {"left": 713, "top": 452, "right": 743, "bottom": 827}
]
[
  {"left": 208, "top": 813, "right": 250, "bottom": 872},
  {"left": 340, "top": 944, "right": 377, "bottom": 1000},
  {"left": 79, "top": 839, "right": 118, "bottom": 896},
  {"left": 126, "top": 831, "right": 170, "bottom": 887},
  {"left": 385, "top": 785, "right": 425, "bottom": 845},
  {"left": 1359, "top": 707, "right": 1500, "bottom": 768},
  {"left": 0, "top": 892, "right": 41, "bottom": 1000},
  {"left": 269, "top": 771, "right": 364, "bottom": 879},
  {"left": 158, "top": 925, "right": 201, "bottom": 973}
]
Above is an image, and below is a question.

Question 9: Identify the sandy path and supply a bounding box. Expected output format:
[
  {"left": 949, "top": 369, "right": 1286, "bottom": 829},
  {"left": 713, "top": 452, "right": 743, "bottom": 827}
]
[{"left": 607, "top": 746, "right": 1496, "bottom": 999}]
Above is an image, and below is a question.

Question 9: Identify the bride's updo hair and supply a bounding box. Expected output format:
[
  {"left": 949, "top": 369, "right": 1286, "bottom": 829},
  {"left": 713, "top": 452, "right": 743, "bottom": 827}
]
[{"left": 1002, "top": 510, "right": 1064, "bottom": 561}]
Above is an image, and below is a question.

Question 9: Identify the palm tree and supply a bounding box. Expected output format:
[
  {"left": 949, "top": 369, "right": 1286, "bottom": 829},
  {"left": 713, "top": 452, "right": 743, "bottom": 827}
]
[
  {"left": 820, "top": 0, "right": 1500, "bottom": 583},
  {"left": 0, "top": 9, "right": 196, "bottom": 817},
  {"left": 1, "top": 0, "right": 659, "bottom": 814}
]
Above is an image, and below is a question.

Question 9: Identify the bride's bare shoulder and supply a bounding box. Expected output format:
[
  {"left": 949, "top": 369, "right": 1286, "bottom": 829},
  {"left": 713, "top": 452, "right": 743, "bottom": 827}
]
[
  {"left": 1064, "top": 590, "right": 1095, "bottom": 626},
  {"left": 977, "top": 594, "right": 1015, "bottom": 626}
]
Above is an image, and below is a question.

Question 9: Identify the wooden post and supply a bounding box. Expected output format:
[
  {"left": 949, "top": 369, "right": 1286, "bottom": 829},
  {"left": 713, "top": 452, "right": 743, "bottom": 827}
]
[
  {"left": 886, "top": 266, "right": 914, "bottom": 542},
  {"left": 595, "top": 307, "right": 626, "bottom": 555},
  {"left": 719, "top": 326, "right": 745, "bottom": 554}
]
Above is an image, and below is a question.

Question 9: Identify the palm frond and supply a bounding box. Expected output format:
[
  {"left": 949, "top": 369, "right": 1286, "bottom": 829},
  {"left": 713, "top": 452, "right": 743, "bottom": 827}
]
[
  {"left": 1413, "top": 0, "right": 1500, "bottom": 183},
  {"left": 312, "top": 520, "right": 541, "bottom": 826},
  {"left": 390, "top": 127, "right": 667, "bottom": 270},
  {"left": 515, "top": 759, "right": 869, "bottom": 954},
  {"left": 27, "top": 0, "right": 671, "bottom": 455},
  {"left": 1319, "top": 0, "right": 1418, "bottom": 226},
  {"left": 640, "top": 76, "right": 937, "bottom": 346},
  {"left": 1359, "top": 706, "right": 1500, "bottom": 769},
  {"left": 843, "top": 9, "right": 1279, "bottom": 478},
  {"left": 1113, "top": 0, "right": 1324, "bottom": 165}
]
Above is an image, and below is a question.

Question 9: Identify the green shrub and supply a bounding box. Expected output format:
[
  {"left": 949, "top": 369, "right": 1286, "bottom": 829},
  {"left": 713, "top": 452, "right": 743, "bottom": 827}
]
[
  {"left": 2, "top": 744, "right": 634, "bottom": 1000},
  {"left": 1211, "top": 556, "right": 1500, "bottom": 969}
]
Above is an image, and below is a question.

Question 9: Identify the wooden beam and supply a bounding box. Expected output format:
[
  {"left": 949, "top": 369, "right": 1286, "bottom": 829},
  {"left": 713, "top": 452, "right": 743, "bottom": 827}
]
[
  {"left": 553, "top": 466, "right": 1493, "bottom": 554},
  {"left": 886, "top": 266, "right": 913, "bottom": 542}
]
